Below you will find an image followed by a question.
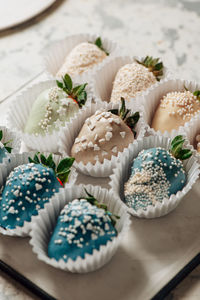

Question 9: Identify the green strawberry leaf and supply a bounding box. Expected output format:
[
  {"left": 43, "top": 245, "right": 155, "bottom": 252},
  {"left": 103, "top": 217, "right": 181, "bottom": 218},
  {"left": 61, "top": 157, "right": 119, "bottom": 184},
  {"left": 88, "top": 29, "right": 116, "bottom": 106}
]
[
  {"left": 63, "top": 74, "right": 73, "bottom": 91},
  {"left": 56, "top": 80, "right": 63, "bottom": 89},
  {"left": 28, "top": 153, "right": 74, "bottom": 185},
  {"left": 80, "top": 189, "right": 120, "bottom": 227},
  {"left": 57, "top": 170, "right": 71, "bottom": 184},
  {"left": 46, "top": 154, "right": 56, "bottom": 171},
  {"left": 5, "top": 147, "right": 12, "bottom": 153},
  {"left": 170, "top": 136, "right": 192, "bottom": 160},
  {"left": 94, "top": 37, "right": 109, "bottom": 56},
  {"left": 40, "top": 154, "right": 47, "bottom": 165},
  {"left": 56, "top": 74, "right": 88, "bottom": 108},
  {"left": 57, "top": 157, "right": 75, "bottom": 174},
  {"left": 136, "top": 56, "right": 164, "bottom": 81},
  {"left": 109, "top": 98, "right": 140, "bottom": 135}
]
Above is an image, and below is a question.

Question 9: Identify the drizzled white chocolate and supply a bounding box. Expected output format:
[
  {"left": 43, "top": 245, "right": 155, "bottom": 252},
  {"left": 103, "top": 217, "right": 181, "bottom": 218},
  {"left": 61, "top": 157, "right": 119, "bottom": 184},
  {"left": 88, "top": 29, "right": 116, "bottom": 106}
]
[{"left": 71, "top": 110, "right": 134, "bottom": 164}]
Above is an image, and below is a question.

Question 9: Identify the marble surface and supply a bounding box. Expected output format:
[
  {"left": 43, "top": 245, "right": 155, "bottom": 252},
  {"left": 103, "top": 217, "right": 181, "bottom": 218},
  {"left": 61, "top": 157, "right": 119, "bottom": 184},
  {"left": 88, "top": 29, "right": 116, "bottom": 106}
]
[
  {"left": 1, "top": 0, "right": 200, "bottom": 101},
  {"left": 0, "top": 0, "right": 200, "bottom": 299}
]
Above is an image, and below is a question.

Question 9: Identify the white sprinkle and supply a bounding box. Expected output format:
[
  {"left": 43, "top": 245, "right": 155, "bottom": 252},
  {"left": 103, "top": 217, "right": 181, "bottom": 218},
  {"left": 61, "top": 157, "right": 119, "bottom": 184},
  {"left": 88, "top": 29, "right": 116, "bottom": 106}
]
[
  {"left": 105, "top": 132, "right": 113, "bottom": 141},
  {"left": 112, "top": 146, "right": 118, "bottom": 153},
  {"left": 35, "top": 183, "right": 42, "bottom": 191},
  {"left": 120, "top": 131, "right": 126, "bottom": 138}
]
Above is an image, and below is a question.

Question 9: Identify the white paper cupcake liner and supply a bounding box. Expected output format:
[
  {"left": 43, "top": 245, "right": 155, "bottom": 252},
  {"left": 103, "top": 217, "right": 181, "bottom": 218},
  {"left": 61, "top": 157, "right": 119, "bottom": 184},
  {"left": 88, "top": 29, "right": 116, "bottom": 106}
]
[
  {"left": 0, "top": 126, "right": 21, "bottom": 164},
  {"left": 7, "top": 79, "right": 93, "bottom": 153},
  {"left": 137, "top": 78, "right": 200, "bottom": 138},
  {"left": 179, "top": 112, "right": 200, "bottom": 163},
  {"left": 90, "top": 55, "right": 170, "bottom": 108},
  {"left": 29, "top": 184, "right": 131, "bottom": 273},
  {"left": 0, "top": 151, "right": 77, "bottom": 237},
  {"left": 43, "top": 33, "right": 119, "bottom": 80},
  {"left": 109, "top": 135, "right": 200, "bottom": 218},
  {"left": 58, "top": 101, "right": 146, "bottom": 177}
]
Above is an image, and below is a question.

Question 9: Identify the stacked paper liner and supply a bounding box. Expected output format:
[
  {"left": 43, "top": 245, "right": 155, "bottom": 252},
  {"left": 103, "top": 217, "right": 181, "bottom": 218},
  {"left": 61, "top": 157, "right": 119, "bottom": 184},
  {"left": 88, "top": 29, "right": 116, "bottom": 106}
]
[
  {"left": 0, "top": 152, "right": 77, "bottom": 237},
  {"left": 0, "top": 126, "right": 21, "bottom": 164},
  {"left": 29, "top": 184, "right": 131, "bottom": 273},
  {"left": 44, "top": 33, "right": 119, "bottom": 80},
  {"left": 7, "top": 79, "right": 93, "bottom": 153},
  {"left": 90, "top": 55, "right": 170, "bottom": 108},
  {"left": 58, "top": 101, "right": 146, "bottom": 177},
  {"left": 179, "top": 112, "right": 200, "bottom": 162},
  {"left": 136, "top": 78, "right": 200, "bottom": 138},
  {"left": 109, "top": 135, "right": 200, "bottom": 218}
]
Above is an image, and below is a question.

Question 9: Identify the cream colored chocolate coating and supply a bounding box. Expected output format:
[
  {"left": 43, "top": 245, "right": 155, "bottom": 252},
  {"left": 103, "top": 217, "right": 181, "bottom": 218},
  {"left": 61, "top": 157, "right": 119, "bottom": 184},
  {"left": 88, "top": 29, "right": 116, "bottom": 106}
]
[
  {"left": 110, "top": 62, "right": 156, "bottom": 103},
  {"left": 56, "top": 42, "right": 107, "bottom": 77},
  {"left": 71, "top": 110, "right": 134, "bottom": 165},
  {"left": 151, "top": 91, "right": 200, "bottom": 133},
  {"left": 196, "top": 134, "right": 200, "bottom": 153}
]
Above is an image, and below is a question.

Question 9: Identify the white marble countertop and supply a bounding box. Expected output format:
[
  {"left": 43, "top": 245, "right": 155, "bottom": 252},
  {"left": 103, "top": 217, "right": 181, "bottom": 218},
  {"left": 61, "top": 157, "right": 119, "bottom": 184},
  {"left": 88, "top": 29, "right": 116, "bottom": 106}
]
[{"left": 0, "top": 0, "right": 200, "bottom": 299}]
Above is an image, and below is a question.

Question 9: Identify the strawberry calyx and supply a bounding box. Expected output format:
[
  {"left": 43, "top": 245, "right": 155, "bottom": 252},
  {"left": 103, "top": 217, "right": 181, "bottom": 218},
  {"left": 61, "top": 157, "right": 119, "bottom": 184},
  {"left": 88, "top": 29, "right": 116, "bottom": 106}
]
[
  {"left": 108, "top": 97, "right": 140, "bottom": 137},
  {"left": 56, "top": 73, "right": 88, "bottom": 108},
  {"left": 28, "top": 153, "right": 75, "bottom": 185}
]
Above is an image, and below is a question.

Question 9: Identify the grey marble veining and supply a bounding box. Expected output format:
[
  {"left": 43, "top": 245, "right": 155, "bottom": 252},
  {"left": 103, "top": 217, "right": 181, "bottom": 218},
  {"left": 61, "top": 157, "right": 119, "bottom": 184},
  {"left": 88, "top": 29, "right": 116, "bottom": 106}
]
[
  {"left": 0, "top": 0, "right": 200, "bottom": 299},
  {"left": 1, "top": 0, "right": 200, "bottom": 101}
]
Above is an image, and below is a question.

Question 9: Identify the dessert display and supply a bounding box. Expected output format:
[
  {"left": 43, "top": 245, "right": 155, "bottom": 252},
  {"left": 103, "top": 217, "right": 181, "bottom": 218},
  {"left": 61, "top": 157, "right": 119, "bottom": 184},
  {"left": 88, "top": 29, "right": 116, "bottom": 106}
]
[
  {"left": 151, "top": 88, "right": 200, "bottom": 133},
  {"left": 56, "top": 37, "right": 108, "bottom": 77},
  {"left": 124, "top": 136, "right": 192, "bottom": 211},
  {"left": 71, "top": 98, "right": 140, "bottom": 164},
  {"left": 2, "top": 31, "right": 200, "bottom": 280},
  {"left": 0, "top": 130, "right": 12, "bottom": 163},
  {"left": 24, "top": 74, "right": 88, "bottom": 136},
  {"left": 0, "top": 153, "right": 74, "bottom": 229},
  {"left": 48, "top": 190, "right": 118, "bottom": 262},
  {"left": 110, "top": 56, "right": 164, "bottom": 103}
]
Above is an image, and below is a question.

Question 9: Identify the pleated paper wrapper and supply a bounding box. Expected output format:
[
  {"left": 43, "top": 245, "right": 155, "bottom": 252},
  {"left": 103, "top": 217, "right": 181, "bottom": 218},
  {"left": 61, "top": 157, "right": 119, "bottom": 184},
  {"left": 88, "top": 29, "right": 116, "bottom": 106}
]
[
  {"left": 43, "top": 33, "right": 120, "bottom": 80},
  {"left": 29, "top": 184, "right": 131, "bottom": 273},
  {"left": 7, "top": 79, "right": 93, "bottom": 153},
  {"left": 58, "top": 101, "right": 146, "bottom": 177},
  {"left": 90, "top": 55, "right": 170, "bottom": 108},
  {"left": 0, "top": 125, "right": 21, "bottom": 165},
  {"left": 136, "top": 78, "right": 200, "bottom": 138},
  {"left": 109, "top": 135, "right": 200, "bottom": 218},
  {"left": 0, "top": 152, "right": 77, "bottom": 237}
]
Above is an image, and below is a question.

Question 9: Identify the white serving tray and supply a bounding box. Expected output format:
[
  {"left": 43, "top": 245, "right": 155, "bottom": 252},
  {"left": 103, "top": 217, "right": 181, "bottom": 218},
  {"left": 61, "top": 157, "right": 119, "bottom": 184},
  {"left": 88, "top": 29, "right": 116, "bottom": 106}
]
[
  {"left": 0, "top": 75, "right": 200, "bottom": 300},
  {"left": 0, "top": 0, "right": 56, "bottom": 32}
]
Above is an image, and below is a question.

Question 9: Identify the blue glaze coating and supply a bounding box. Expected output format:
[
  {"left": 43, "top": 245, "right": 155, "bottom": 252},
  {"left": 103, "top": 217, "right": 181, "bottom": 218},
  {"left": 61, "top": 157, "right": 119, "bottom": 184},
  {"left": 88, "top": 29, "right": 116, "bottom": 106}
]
[
  {"left": 48, "top": 199, "right": 117, "bottom": 262},
  {"left": 0, "top": 163, "right": 61, "bottom": 229},
  {"left": 124, "top": 148, "right": 186, "bottom": 211},
  {"left": 0, "top": 148, "right": 8, "bottom": 163}
]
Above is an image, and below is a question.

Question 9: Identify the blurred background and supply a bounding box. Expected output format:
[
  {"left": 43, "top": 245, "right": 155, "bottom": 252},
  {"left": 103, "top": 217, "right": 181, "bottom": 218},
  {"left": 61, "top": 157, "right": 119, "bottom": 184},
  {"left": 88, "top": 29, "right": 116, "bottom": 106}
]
[
  {"left": 1, "top": 0, "right": 200, "bottom": 101},
  {"left": 0, "top": 0, "right": 200, "bottom": 299}
]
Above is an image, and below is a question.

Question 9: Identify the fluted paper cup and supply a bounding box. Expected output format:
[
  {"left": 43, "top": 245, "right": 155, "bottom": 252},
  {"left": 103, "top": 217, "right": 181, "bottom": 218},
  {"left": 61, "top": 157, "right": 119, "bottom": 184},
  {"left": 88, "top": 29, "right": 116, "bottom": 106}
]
[
  {"left": 7, "top": 79, "right": 93, "bottom": 153},
  {"left": 91, "top": 55, "right": 170, "bottom": 108},
  {"left": 44, "top": 33, "right": 119, "bottom": 80},
  {"left": 0, "top": 126, "right": 21, "bottom": 164},
  {"left": 137, "top": 79, "right": 200, "bottom": 138},
  {"left": 0, "top": 152, "right": 77, "bottom": 237},
  {"left": 109, "top": 135, "right": 200, "bottom": 218},
  {"left": 29, "top": 185, "right": 131, "bottom": 273},
  {"left": 179, "top": 112, "right": 200, "bottom": 163},
  {"left": 58, "top": 102, "right": 146, "bottom": 177}
]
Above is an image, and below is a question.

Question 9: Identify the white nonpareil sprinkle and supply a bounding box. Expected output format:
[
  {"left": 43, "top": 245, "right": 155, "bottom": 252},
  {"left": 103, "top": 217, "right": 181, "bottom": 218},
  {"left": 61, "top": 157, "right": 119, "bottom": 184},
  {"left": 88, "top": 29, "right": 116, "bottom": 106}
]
[
  {"left": 110, "top": 62, "right": 156, "bottom": 102},
  {"left": 160, "top": 91, "right": 200, "bottom": 120}
]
